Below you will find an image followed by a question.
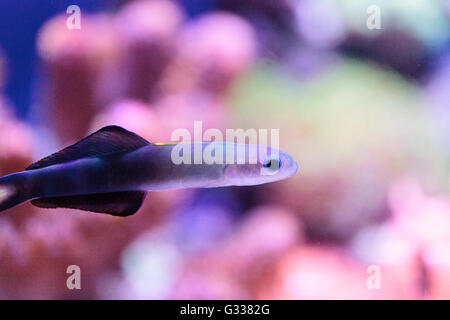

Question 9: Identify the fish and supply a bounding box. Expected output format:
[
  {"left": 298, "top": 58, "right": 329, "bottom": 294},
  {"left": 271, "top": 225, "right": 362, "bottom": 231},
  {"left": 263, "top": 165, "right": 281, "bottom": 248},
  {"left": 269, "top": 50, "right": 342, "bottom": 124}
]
[{"left": 0, "top": 126, "right": 298, "bottom": 216}]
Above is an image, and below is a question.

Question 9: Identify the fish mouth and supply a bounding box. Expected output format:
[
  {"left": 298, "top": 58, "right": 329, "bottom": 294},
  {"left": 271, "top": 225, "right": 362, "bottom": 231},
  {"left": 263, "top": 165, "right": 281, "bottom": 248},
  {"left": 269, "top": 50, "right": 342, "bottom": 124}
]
[
  {"left": 294, "top": 162, "right": 299, "bottom": 174},
  {"left": 287, "top": 161, "right": 299, "bottom": 178}
]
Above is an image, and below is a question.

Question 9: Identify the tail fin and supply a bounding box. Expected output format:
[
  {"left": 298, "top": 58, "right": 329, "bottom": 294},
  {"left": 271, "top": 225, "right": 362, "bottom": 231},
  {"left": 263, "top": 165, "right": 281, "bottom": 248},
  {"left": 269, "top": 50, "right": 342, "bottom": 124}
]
[{"left": 0, "top": 175, "right": 26, "bottom": 212}]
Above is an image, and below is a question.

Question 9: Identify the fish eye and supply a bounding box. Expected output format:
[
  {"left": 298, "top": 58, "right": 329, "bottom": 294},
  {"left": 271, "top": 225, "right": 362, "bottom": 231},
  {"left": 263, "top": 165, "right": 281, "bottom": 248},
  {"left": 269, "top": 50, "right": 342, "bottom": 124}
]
[{"left": 263, "top": 158, "right": 282, "bottom": 171}]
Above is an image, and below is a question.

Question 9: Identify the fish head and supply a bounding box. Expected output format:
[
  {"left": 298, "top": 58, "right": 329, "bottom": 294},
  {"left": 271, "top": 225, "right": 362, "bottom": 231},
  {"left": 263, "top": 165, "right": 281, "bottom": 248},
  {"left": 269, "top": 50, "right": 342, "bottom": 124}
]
[{"left": 223, "top": 145, "right": 298, "bottom": 186}]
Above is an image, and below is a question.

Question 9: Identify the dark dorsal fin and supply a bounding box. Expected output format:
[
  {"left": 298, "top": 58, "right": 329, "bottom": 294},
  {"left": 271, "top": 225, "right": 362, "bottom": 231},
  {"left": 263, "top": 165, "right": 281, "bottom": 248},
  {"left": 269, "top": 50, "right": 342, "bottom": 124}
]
[
  {"left": 31, "top": 191, "right": 147, "bottom": 216},
  {"left": 27, "top": 126, "right": 150, "bottom": 171}
]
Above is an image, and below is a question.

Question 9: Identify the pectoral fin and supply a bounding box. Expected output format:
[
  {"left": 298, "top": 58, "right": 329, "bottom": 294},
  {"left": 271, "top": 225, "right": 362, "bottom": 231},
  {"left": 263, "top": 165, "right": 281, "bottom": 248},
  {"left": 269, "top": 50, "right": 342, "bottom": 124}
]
[{"left": 31, "top": 191, "right": 147, "bottom": 216}]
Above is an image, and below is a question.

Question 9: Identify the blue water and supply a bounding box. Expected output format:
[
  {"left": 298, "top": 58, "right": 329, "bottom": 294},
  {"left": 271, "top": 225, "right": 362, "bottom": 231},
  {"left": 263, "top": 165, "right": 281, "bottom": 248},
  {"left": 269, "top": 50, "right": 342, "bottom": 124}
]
[
  {"left": 0, "top": 0, "right": 218, "bottom": 120},
  {"left": 0, "top": 0, "right": 119, "bottom": 118}
]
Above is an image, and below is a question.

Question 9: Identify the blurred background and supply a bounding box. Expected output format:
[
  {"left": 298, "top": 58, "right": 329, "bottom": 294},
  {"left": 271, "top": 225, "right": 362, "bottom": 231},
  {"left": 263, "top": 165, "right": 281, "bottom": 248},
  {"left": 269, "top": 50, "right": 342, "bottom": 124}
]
[{"left": 0, "top": 0, "right": 449, "bottom": 299}]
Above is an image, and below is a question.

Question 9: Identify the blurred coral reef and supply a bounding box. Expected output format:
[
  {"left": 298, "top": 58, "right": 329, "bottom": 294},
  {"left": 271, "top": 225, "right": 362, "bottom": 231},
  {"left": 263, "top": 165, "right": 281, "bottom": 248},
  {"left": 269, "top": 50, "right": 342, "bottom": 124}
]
[{"left": 0, "top": 0, "right": 449, "bottom": 299}]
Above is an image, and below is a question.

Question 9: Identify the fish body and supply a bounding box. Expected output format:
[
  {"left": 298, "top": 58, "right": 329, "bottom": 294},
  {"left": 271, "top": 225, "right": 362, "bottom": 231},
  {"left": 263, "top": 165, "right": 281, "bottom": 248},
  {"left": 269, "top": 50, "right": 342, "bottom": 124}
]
[{"left": 0, "top": 126, "right": 298, "bottom": 216}]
